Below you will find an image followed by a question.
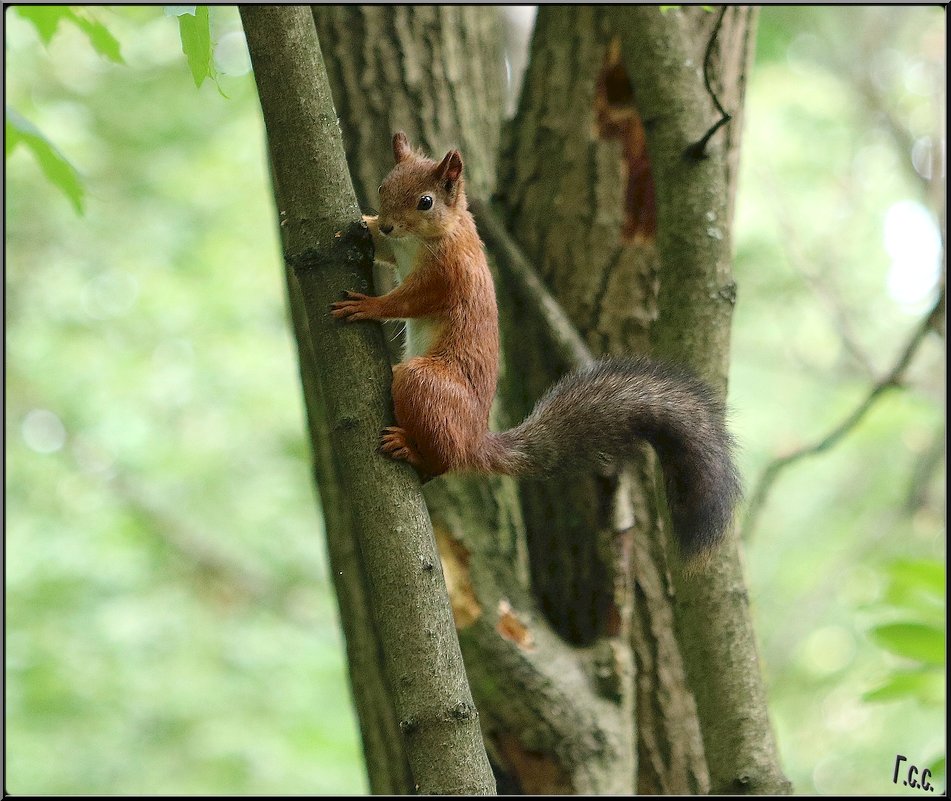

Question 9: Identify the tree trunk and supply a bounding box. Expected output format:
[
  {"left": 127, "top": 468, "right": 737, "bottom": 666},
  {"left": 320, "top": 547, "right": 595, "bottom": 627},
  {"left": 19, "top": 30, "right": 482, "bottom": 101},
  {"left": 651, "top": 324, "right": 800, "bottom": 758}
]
[
  {"left": 500, "top": 6, "right": 790, "bottom": 794},
  {"left": 498, "top": 6, "right": 710, "bottom": 793},
  {"left": 617, "top": 8, "right": 791, "bottom": 794},
  {"left": 302, "top": 4, "right": 790, "bottom": 794},
  {"left": 240, "top": 6, "right": 495, "bottom": 794},
  {"left": 314, "top": 7, "right": 636, "bottom": 793}
]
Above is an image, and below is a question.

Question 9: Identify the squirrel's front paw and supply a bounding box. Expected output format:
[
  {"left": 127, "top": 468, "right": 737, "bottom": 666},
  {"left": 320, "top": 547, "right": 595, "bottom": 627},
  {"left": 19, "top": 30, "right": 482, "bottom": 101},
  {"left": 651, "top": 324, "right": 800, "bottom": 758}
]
[{"left": 330, "top": 290, "right": 376, "bottom": 321}]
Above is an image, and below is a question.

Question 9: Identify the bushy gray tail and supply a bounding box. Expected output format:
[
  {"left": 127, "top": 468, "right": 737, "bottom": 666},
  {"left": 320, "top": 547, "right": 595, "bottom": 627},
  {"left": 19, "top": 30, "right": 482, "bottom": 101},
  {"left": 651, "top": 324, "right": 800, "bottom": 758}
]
[{"left": 485, "top": 358, "right": 742, "bottom": 560}]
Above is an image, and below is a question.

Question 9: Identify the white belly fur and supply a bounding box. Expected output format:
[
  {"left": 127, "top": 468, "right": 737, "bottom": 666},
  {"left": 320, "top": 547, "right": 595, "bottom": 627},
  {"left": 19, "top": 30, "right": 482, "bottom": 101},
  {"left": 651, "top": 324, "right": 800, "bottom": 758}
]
[{"left": 389, "top": 235, "right": 436, "bottom": 359}]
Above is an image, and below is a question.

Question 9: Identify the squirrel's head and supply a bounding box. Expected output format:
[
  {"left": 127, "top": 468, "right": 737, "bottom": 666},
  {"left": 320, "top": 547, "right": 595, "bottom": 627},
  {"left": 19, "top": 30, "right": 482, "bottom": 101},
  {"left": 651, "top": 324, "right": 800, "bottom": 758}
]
[{"left": 377, "top": 132, "right": 466, "bottom": 241}]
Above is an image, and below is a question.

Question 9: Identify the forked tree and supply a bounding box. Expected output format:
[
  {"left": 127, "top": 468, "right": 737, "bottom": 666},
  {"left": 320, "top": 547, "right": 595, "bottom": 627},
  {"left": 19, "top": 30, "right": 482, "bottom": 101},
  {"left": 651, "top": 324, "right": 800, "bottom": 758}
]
[{"left": 241, "top": 5, "right": 791, "bottom": 795}]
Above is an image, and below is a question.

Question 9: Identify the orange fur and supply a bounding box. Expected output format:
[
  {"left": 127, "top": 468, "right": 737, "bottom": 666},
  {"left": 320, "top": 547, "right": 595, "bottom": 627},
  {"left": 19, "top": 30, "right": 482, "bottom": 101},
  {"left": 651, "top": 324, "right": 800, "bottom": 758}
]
[
  {"left": 331, "top": 134, "right": 742, "bottom": 560},
  {"left": 331, "top": 134, "right": 498, "bottom": 478}
]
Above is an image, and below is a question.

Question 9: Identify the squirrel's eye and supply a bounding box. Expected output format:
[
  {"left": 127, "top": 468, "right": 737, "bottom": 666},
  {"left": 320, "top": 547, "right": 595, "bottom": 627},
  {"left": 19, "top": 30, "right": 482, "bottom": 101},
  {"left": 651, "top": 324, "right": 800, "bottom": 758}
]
[
  {"left": 378, "top": 184, "right": 383, "bottom": 194},
  {"left": 417, "top": 195, "right": 434, "bottom": 211}
]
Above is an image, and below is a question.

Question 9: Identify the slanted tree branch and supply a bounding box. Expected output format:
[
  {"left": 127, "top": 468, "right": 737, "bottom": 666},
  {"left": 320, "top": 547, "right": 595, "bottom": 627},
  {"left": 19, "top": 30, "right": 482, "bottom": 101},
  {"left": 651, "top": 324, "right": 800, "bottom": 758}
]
[
  {"left": 281, "top": 251, "right": 413, "bottom": 791},
  {"left": 426, "top": 482, "right": 637, "bottom": 795},
  {"left": 743, "top": 286, "right": 946, "bottom": 540},
  {"left": 470, "top": 198, "right": 595, "bottom": 371},
  {"left": 240, "top": 6, "right": 495, "bottom": 794}
]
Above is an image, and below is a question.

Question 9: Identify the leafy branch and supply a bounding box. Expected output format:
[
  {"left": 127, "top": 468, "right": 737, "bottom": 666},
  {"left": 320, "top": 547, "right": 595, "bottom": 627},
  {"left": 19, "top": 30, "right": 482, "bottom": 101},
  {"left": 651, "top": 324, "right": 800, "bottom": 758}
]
[
  {"left": 6, "top": 107, "right": 85, "bottom": 214},
  {"left": 864, "top": 558, "right": 945, "bottom": 708},
  {"left": 7, "top": 5, "right": 127, "bottom": 214},
  {"left": 7, "top": 5, "right": 223, "bottom": 215},
  {"left": 14, "top": 5, "right": 124, "bottom": 63}
]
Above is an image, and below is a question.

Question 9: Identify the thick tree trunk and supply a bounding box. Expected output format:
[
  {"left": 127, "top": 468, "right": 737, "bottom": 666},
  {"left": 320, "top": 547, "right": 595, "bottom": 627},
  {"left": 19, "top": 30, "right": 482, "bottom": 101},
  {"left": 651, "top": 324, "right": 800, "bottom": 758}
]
[
  {"left": 314, "top": 7, "right": 635, "bottom": 793},
  {"left": 308, "top": 4, "right": 790, "bottom": 794},
  {"left": 499, "top": 5, "right": 789, "bottom": 795},
  {"left": 240, "top": 6, "right": 495, "bottom": 794},
  {"left": 315, "top": 5, "right": 502, "bottom": 209},
  {"left": 498, "top": 7, "right": 709, "bottom": 793},
  {"left": 617, "top": 7, "right": 791, "bottom": 794}
]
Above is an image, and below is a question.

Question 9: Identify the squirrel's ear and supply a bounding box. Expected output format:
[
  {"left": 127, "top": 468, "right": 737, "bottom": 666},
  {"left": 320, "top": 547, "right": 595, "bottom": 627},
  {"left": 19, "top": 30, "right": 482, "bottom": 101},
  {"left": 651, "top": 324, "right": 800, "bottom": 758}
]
[
  {"left": 435, "top": 149, "right": 463, "bottom": 186},
  {"left": 392, "top": 131, "right": 412, "bottom": 164}
]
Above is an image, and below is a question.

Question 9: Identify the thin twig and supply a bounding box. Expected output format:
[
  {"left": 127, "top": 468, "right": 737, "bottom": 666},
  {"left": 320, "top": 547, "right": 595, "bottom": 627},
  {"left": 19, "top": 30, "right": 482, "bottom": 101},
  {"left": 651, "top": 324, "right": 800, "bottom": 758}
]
[
  {"left": 685, "top": 5, "right": 732, "bottom": 160},
  {"left": 742, "top": 286, "right": 945, "bottom": 541}
]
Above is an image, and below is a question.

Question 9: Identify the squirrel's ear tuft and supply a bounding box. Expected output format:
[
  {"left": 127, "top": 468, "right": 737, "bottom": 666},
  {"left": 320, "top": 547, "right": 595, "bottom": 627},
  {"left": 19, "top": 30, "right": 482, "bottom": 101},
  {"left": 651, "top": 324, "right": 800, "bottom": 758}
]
[
  {"left": 435, "top": 149, "right": 463, "bottom": 185},
  {"left": 393, "top": 132, "right": 412, "bottom": 164}
]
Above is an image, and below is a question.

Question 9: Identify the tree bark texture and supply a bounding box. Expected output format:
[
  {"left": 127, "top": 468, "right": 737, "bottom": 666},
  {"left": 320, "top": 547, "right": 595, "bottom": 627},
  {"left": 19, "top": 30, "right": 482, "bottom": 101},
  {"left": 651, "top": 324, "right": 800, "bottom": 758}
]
[
  {"left": 315, "top": 5, "right": 503, "bottom": 209},
  {"left": 310, "top": 4, "right": 791, "bottom": 795},
  {"left": 282, "top": 269, "right": 412, "bottom": 794},
  {"left": 616, "top": 7, "right": 792, "bottom": 794},
  {"left": 499, "top": 5, "right": 789, "bottom": 795},
  {"left": 314, "top": 6, "right": 636, "bottom": 793},
  {"left": 498, "top": 6, "right": 711, "bottom": 794},
  {"left": 240, "top": 6, "right": 495, "bottom": 794}
]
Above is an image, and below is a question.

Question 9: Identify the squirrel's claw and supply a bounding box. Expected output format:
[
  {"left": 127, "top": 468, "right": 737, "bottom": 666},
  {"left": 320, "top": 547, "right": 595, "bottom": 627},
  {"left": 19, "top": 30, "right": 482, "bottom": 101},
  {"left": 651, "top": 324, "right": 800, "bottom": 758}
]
[
  {"left": 330, "top": 290, "right": 374, "bottom": 320},
  {"left": 380, "top": 426, "right": 420, "bottom": 465}
]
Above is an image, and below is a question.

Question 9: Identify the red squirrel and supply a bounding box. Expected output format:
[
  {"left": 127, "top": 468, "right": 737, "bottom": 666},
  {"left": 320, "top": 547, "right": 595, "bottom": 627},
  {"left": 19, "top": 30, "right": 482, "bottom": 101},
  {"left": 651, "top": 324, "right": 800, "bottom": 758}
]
[{"left": 331, "top": 132, "right": 741, "bottom": 559}]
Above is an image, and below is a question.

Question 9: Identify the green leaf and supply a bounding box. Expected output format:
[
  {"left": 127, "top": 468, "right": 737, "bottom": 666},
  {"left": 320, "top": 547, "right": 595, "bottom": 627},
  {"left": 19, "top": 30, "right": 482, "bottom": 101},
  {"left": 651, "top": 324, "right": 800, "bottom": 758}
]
[
  {"left": 863, "top": 668, "right": 945, "bottom": 704},
  {"left": 164, "top": 6, "right": 198, "bottom": 16},
  {"left": 887, "top": 558, "right": 946, "bottom": 599},
  {"left": 929, "top": 756, "right": 945, "bottom": 784},
  {"left": 177, "top": 6, "right": 216, "bottom": 88},
  {"left": 5, "top": 107, "right": 85, "bottom": 214},
  {"left": 14, "top": 6, "right": 123, "bottom": 63},
  {"left": 880, "top": 558, "right": 946, "bottom": 627},
  {"left": 869, "top": 622, "right": 945, "bottom": 665},
  {"left": 70, "top": 9, "right": 124, "bottom": 64},
  {"left": 13, "top": 6, "right": 73, "bottom": 44}
]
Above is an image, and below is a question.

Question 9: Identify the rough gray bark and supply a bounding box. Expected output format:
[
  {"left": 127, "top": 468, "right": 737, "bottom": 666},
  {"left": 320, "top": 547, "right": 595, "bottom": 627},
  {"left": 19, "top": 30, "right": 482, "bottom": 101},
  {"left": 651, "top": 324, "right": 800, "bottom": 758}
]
[
  {"left": 497, "top": 5, "right": 791, "bottom": 794},
  {"left": 305, "top": 4, "right": 790, "bottom": 795},
  {"left": 616, "top": 6, "right": 792, "bottom": 794},
  {"left": 240, "top": 6, "right": 495, "bottom": 794},
  {"left": 315, "top": 5, "right": 503, "bottom": 209},
  {"left": 498, "top": 7, "right": 709, "bottom": 793},
  {"left": 282, "top": 257, "right": 412, "bottom": 793},
  {"left": 314, "top": 6, "right": 636, "bottom": 793}
]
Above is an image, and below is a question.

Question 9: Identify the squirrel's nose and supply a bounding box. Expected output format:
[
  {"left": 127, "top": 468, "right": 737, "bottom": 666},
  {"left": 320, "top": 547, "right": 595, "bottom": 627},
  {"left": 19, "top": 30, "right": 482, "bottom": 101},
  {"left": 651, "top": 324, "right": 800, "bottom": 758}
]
[{"left": 380, "top": 223, "right": 394, "bottom": 235}]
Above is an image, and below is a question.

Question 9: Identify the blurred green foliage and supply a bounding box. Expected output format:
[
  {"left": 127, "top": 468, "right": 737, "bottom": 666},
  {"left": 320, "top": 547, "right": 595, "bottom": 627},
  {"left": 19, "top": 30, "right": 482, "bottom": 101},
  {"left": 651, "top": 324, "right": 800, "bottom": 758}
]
[
  {"left": 12, "top": 5, "right": 124, "bottom": 63},
  {"left": 5, "top": 6, "right": 365, "bottom": 793},
  {"left": 734, "top": 6, "right": 945, "bottom": 795},
  {"left": 4, "top": 4, "right": 945, "bottom": 796}
]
